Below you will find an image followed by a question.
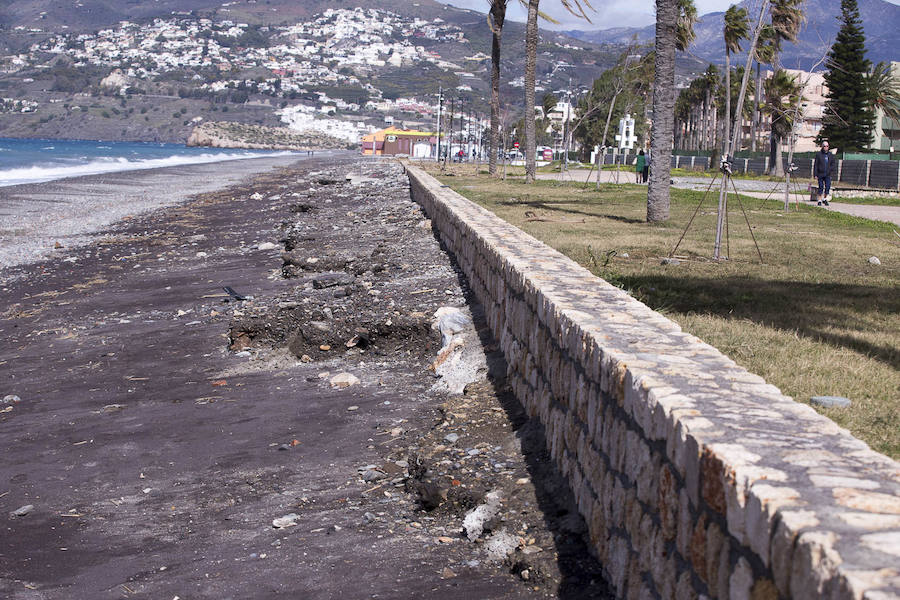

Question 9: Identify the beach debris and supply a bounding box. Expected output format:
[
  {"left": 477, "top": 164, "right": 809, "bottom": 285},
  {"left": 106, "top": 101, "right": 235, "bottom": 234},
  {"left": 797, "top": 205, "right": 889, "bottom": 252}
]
[
  {"left": 272, "top": 513, "right": 301, "bottom": 529},
  {"left": 2, "top": 395, "right": 20, "bottom": 404},
  {"left": 429, "top": 307, "right": 487, "bottom": 395},
  {"left": 463, "top": 491, "right": 503, "bottom": 541},
  {"left": 483, "top": 530, "right": 520, "bottom": 562},
  {"left": 868, "top": 256, "right": 881, "bottom": 265},
  {"left": 257, "top": 242, "right": 278, "bottom": 251},
  {"left": 223, "top": 286, "right": 248, "bottom": 301},
  {"left": 311, "top": 272, "right": 354, "bottom": 289},
  {"left": 330, "top": 373, "right": 359, "bottom": 388},
  {"left": 811, "top": 395, "right": 852, "bottom": 408},
  {"left": 10, "top": 505, "right": 34, "bottom": 518}
]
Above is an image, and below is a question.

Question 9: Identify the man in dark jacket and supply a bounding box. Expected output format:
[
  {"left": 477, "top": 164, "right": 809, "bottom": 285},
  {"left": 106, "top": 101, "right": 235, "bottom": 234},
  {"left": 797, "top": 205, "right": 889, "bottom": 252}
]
[{"left": 813, "top": 140, "right": 836, "bottom": 206}]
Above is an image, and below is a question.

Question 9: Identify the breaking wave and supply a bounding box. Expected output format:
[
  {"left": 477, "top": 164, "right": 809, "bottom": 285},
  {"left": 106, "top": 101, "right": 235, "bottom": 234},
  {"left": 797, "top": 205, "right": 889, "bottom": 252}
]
[{"left": 0, "top": 150, "right": 297, "bottom": 187}]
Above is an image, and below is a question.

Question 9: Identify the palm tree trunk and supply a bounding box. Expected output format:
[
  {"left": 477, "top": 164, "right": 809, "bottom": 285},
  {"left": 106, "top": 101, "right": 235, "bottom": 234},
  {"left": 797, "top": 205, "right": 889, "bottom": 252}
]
[
  {"left": 488, "top": 6, "right": 505, "bottom": 177},
  {"left": 770, "top": 133, "right": 784, "bottom": 176},
  {"left": 751, "top": 61, "right": 761, "bottom": 152},
  {"left": 701, "top": 91, "right": 709, "bottom": 150},
  {"left": 524, "top": 0, "right": 540, "bottom": 184},
  {"left": 647, "top": 0, "right": 677, "bottom": 222},
  {"left": 724, "top": 54, "right": 731, "bottom": 154}
]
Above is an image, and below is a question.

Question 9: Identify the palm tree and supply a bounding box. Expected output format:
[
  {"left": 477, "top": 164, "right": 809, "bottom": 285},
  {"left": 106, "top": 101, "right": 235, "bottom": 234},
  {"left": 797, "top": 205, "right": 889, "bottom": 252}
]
[
  {"left": 522, "top": 1, "right": 593, "bottom": 183},
  {"left": 750, "top": 25, "right": 776, "bottom": 152},
  {"left": 723, "top": 5, "right": 749, "bottom": 154},
  {"left": 523, "top": 0, "right": 541, "bottom": 183},
  {"left": 647, "top": 0, "right": 696, "bottom": 222},
  {"left": 487, "top": 0, "right": 508, "bottom": 176},
  {"left": 763, "top": 69, "right": 803, "bottom": 162},
  {"left": 767, "top": 0, "right": 805, "bottom": 176},
  {"left": 867, "top": 61, "right": 900, "bottom": 148}
]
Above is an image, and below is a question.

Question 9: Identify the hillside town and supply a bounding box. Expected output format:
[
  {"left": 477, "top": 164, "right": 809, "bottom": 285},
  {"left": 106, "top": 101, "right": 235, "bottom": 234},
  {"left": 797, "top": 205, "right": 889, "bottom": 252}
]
[{"left": 1, "top": 8, "right": 487, "bottom": 141}]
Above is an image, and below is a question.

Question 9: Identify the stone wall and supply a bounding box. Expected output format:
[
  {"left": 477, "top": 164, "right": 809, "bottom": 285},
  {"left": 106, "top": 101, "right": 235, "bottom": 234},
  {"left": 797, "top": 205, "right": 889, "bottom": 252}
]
[{"left": 405, "top": 165, "right": 900, "bottom": 599}]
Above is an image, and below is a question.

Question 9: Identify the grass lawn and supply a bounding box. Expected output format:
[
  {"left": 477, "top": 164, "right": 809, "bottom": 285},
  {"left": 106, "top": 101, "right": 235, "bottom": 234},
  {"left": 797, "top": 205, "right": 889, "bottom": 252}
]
[{"left": 425, "top": 164, "right": 900, "bottom": 460}]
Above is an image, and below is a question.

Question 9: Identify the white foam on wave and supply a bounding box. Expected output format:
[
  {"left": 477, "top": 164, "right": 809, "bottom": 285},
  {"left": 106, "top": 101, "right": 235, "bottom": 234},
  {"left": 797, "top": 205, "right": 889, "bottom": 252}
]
[{"left": 0, "top": 150, "right": 298, "bottom": 187}]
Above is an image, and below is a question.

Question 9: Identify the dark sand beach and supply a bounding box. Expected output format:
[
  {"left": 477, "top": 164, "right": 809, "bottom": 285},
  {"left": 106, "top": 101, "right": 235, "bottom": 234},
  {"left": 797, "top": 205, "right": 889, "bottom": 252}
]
[{"left": 0, "top": 156, "right": 608, "bottom": 599}]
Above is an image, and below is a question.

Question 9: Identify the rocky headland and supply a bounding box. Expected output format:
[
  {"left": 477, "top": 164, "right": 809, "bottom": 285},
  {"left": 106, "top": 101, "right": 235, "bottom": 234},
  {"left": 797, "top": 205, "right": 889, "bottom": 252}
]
[{"left": 187, "top": 121, "right": 353, "bottom": 151}]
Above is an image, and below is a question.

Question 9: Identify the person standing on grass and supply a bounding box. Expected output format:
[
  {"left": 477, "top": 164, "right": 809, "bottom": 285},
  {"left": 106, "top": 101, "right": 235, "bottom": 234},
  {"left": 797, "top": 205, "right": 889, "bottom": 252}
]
[
  {"left": 635, "top": 149, "right": 646, "bottom": 183},
  {"left": 814, "top": 140, "right": 836, "bottom": 206}
]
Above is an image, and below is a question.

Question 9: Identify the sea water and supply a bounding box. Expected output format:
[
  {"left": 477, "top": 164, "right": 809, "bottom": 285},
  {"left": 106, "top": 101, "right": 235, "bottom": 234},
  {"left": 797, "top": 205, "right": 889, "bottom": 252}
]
[{"left": 0, "top": 138, "right": 295, "bottom": 187}]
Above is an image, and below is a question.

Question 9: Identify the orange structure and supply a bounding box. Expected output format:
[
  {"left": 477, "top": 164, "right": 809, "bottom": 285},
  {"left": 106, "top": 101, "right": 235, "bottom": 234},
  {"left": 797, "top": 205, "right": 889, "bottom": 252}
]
[{"left": 361, "top": 127, "right": 437, "bottom": 157}]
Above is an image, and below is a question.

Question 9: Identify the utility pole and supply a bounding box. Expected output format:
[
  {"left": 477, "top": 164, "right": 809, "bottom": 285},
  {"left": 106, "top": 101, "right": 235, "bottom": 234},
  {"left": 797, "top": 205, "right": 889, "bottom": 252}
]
[
  {"left": 444, "top": 96, "right": 455, "bottom": 168},
  {"left": 563, "top": 78, "right": 572, "bottom": 171},
  {"left": 435, "top": 87, "right": 443, "bottom": 162}
]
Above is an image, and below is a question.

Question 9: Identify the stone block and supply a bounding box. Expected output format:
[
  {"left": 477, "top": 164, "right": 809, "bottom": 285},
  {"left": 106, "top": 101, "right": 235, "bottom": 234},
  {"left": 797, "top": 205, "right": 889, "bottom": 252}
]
[
  {"left": 676, "top": 489, "right": 693, "bottom": 558},
  {"left": 587, "top": 387, "right": 600, "bottom": 439},
  {"left": 658, "top": 464, "right": 678, "bottom": 542},
  {"left": 654, "top": 551, "right": 678, "bottom": 600},
  {"left": 730, "top": 557, "right": 754, "bottom": 600},
  {"left": 675, "top": 570, "right": 696, "bottom": 600},
  {"left": 700, "top": 446, "right": 728, "bottom": 515},
  {"left": 638, "top": 514, "right": 660, "bottom": 576},
  {"left": 611, "top": 478, "right": 627, "bottom": 527},
  {"left": 625, "top": 552, "right": 642, "bottom": 599},
  {"left": 717, "top": 539, "right": 732, "bottom": 600},
  {"left": 608, "top": 534, "right": 631, "bottom": 592},
  {"left": 689, "top": 513, "right": 709, "bottom": 579},
  {"left": 635, "top": 447, "right": 662, "bottom": 506},
  {"left": 704, "top": 520, "right": 726, "bottom": 597},
  {"left": 745, "top": 484, "right": 801, "bottom": 568},
  {"left": 600, "top": 352, "right": 613, "bottom": 394},
  {"left": 589, "top": 497, "right": 607, "bottom": 549},
  {"left": 790, "top": 530, "right": 841, "bottom": 600},
  {"left": 749, "top": 578, "right": 778, "bottom": 600},
  {"left": 625, "top": 491, "right": 643, "bottom": 541}
]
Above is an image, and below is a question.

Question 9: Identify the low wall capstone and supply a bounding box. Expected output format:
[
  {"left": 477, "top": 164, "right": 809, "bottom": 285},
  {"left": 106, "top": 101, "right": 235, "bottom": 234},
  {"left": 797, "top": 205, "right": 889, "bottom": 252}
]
[{"left": 405, "top": 164, "right": 900, "bottom": 599}]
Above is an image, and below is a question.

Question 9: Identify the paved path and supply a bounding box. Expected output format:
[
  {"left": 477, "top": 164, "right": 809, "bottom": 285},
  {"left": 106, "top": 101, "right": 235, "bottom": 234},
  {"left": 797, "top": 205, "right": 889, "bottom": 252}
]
[{"left": 538, "top": 168, "right": 900, "bottom": 227}]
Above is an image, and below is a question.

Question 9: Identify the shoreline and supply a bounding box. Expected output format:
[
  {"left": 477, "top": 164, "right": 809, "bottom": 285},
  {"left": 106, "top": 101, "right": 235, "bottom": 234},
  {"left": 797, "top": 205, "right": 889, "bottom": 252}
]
[{"left": 0, "top": 153, "right": 328, "bottom": 274}]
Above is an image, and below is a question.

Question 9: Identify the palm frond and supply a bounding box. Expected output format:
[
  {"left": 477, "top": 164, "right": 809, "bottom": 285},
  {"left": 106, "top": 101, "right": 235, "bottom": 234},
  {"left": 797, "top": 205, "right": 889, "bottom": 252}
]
[
  {"left": 676, "top": 0, "right": 698, "bottom": 51},
  {"left": 723, "top": 5, "right": 750, "bottom": 55}
]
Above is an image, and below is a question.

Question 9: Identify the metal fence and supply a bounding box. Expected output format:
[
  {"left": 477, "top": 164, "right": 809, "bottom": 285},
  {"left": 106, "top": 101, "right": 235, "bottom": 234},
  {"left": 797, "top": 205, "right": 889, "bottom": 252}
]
[
  {"left": 870, "top": 160, "right": 900, "bottom": 189},
  {"left": 671, "top": 154, "right": 900, "bottom": 190}
]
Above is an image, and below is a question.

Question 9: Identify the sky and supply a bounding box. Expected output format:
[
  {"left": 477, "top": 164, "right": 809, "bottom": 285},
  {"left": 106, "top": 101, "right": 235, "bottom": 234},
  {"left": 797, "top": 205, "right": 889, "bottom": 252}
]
[{"left": 437, "top": 0, "right": 900, "bottom": 30}]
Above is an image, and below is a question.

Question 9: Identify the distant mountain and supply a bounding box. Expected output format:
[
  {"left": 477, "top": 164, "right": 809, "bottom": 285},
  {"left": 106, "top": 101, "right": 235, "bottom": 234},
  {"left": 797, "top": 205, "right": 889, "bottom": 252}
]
[{"left": 564, "top": 0, "right": 900, "bottom": 69}]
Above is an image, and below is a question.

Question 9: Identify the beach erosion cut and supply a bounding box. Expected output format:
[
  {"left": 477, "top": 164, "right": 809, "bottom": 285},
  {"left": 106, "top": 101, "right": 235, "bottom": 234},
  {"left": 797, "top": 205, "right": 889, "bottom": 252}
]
[{"left": 0, "top": 154, "right": 316, "bottom": 274}]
